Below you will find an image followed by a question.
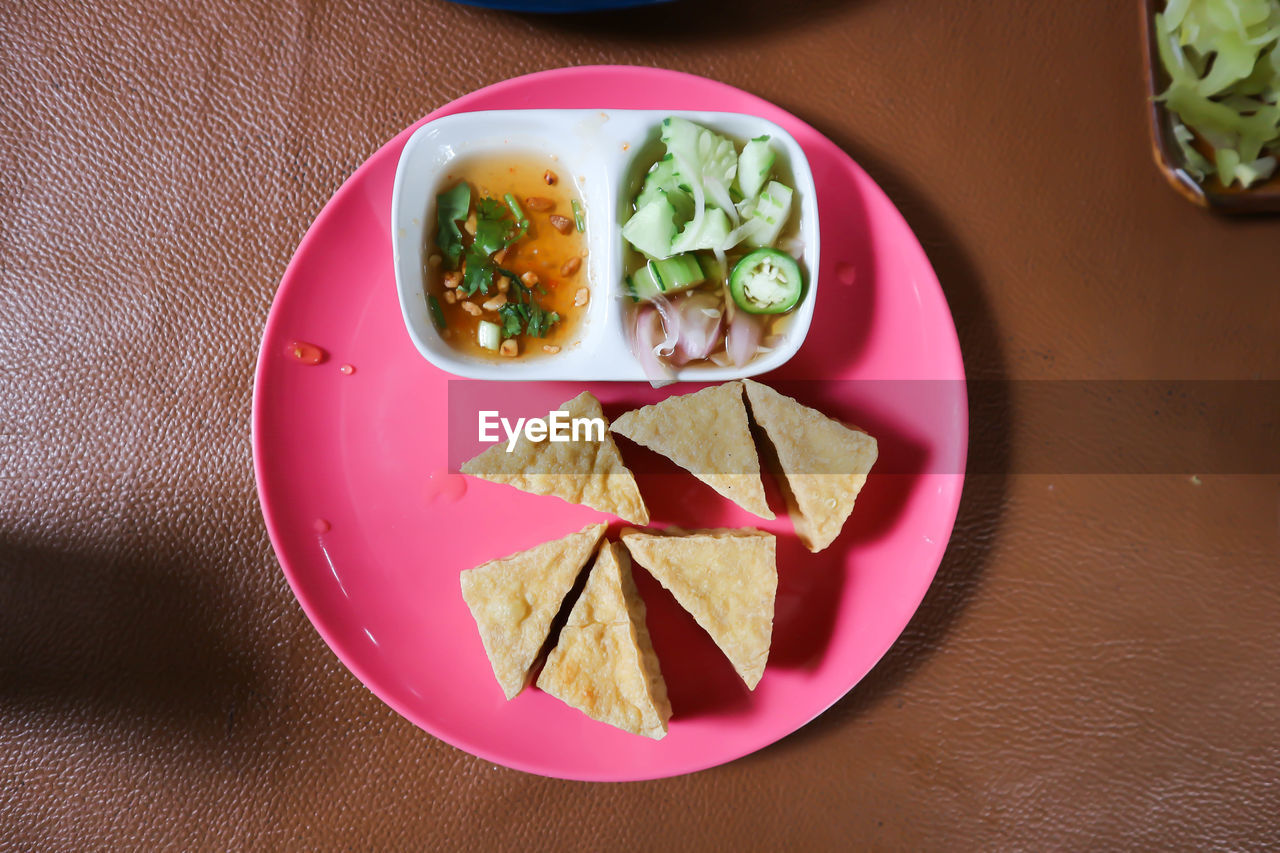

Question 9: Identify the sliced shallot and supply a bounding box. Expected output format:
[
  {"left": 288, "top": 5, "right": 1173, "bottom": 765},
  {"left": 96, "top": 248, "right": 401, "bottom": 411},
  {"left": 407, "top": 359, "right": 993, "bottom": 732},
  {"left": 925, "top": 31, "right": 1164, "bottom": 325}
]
[
  {"left": 726, "top": 310, "right": 765, "bottom": 367},
  {"left": 670, "top": 293, "right": 725, "bottom": 365},
  {"left": 649, "top": 292, "right": 681, "bottom": 357},
  {"left": 630, "top": 305, "right": 675, "bottom": 387}
]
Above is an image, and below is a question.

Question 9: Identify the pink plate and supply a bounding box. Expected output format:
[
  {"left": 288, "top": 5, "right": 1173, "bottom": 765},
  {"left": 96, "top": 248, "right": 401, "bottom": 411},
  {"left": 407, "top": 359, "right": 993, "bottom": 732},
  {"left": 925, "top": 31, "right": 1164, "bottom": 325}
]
[{"left": 252, "top": 66, "right": 967, "bottom": 781}]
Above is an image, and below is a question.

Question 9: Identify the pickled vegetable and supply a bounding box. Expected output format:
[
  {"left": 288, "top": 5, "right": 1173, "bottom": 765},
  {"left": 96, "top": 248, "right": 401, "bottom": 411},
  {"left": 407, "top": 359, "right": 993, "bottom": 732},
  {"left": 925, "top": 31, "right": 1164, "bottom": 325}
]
[{"left": 1154, "top": 0, "right": 1280, "bottom": 188}]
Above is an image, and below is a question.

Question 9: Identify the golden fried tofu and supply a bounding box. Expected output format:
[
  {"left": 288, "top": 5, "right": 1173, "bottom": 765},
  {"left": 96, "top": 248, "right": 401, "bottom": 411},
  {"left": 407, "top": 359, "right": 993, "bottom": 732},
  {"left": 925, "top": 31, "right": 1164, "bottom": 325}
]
[
  {"left": 742, "top": 379, "right": 878, "bottom": 553},
  {"left": 461, "top": 391, "right": 649, "bottom": 524},
  {"left": 537, "top": 541, "right": 672, "bottom": 739},
  {"left": 610, "top": 381, "right": 774, "bottom": 520},
  {"left": 620, "top": 526, "right": 776, "bottom": 690},
  {"left": 460, "top": 523, "right": 607, "bottom": 700}
]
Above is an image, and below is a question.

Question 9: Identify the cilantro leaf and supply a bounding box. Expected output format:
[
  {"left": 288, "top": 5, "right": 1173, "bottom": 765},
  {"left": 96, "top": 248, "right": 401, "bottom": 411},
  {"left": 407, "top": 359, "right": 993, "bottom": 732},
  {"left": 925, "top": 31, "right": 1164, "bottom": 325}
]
[
  {"left": 435, "top": 182, "right": 470, "bottom": 269},
  {"left": 497, "top": 302, "right": 525, "bottom": 339},
  {"left": 473, "top": 217, "right": 510, "bottom": 257},
  {"left": 461, "top": 245, "right": 493, "bottom": 296},
  {"left": 476, "top": 197, "right": 506, "bottom": 220},
  {"left": 474, "top": 195, "right": 528, "bottom": 255},
  {"left": 525, "top": 303, "right": 561, "bottom": 338}
]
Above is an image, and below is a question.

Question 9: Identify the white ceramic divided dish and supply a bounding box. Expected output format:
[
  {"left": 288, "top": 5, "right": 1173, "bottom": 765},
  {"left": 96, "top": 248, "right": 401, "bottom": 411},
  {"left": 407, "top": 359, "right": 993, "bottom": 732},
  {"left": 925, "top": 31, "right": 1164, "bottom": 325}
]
[{"left": 391, "top": 109, "right": 819, "bottom": 381}]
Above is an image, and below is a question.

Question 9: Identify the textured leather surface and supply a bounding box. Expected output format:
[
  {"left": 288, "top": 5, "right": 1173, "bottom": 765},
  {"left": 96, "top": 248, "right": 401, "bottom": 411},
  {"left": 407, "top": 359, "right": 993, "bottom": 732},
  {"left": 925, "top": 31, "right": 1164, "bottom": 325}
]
[{"left": 3, "top": 0, "right": 1279, "bottom": 848}]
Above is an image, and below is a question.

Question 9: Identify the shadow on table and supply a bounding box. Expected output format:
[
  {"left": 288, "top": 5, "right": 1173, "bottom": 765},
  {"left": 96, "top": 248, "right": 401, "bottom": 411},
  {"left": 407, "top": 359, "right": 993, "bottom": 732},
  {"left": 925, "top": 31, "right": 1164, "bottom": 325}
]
[
  {"left": 0, "top": 533, "right": 265, "bottom": 748},
  {"left": 745, "top": 122, "right": 1013, "bottom": 761},
  {"left": 510, "top": 0, "right": 859, "bottom": 39}
]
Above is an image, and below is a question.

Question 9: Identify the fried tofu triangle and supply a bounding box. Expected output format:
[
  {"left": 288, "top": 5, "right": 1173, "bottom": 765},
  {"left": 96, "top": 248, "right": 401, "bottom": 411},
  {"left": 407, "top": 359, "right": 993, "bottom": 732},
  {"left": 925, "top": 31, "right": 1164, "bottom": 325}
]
[
  {"left": 460, "top": 523, "right": 607, "bottom": 700},
  {"left": 742, "top": 379, "right": 878, "bottom": 553},
  {"left": 620, "top": 527, "right": 777, "bottom": 690},
  {"left": 537, "top": 541, "right": 672, "bottom": 739},
  {"left": 610, "top": 381, "right": 774, "bottom": 520},
  {"left": 460, "top": 391, "right": 649, "bottom": 524}
]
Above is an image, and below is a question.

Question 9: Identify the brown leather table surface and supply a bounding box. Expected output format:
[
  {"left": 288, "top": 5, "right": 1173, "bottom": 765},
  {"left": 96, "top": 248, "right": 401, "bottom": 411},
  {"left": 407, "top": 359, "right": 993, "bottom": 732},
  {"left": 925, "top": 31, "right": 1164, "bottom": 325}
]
[{"left": 3, "top": 0, "right": 1278, "bottom": 848}]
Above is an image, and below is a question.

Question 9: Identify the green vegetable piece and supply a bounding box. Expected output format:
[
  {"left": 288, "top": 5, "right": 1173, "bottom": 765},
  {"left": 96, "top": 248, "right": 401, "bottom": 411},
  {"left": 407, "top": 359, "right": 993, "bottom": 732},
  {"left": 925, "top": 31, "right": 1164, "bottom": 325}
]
[
  {"left": 1172, "top": 122, "right": 1215, "bottom": 180},
  {"left": 476, "top": 197, "right": 506, "bottom": 220},
  {"left": 1154, "top": 1, "right": 1280, "bottom": 188},
  {"left": 729, "top": 248, "right": 804, "bottom": 315},
  {"left": 461, "top": 245, "right": 493, "bottom": 296},
  {"left": 525, "top": 302, "right": 560, "bottom": 338},
  {"left": 736, "top": 135, "right": 776, "bottom": 200},
  {"left": 621, "top": 195, "right": 678, "bottom": 259},
  {"left": 503, "top": 193, "right": 526, "bottom": 225},
  {"left": 435, "top": 182, "right": 471, "bottom": 268},
  {"left": 477, "top": 320, "right": 500, "bottom": 351},
  {"left": 623, "top": 254, "right": 705, "bottom": 304},
  {"left": 572, "top": 198, "right": 585, "bottom": 232},
  {"left": 1236, "top": 155, "right": 1278, "bottom": 187},
  {"left": 1196, "top": 30, "right": 1256, "bottom": 97},
  {"left": 496, "top": 297, "right": 559, "bottom": 338},
  {"left": 700, "top": 252, "right": 728, "bottom": 288},
  {"left": 743, "top": 181, "right": 794, "bottom": 248},
  {"left": 624, "top": 265, "right": 661, "bottom": 303},
  {"left": 428, "top": 295, "right": 446, "bottom": 330},
  {"left": 662, "top": 117, "right": 738, "bottom": 190},
  {"left": 473, "top": 216, "right": 510, "bottom": 257},
  {"left": 1216, "top": 147, "right": 1242, "bottom": 184},
  {"left": 649, "top": 253, "right": 705, "bottom": 293},
  {"left": 498, "top": 302, "right": 526, "bottom": 338},
  {"left": 671, "top": 206, "right": 731, "bottom": 254},
  {"left": 636, "top": 156, "right": 695, "bottom": 225}
]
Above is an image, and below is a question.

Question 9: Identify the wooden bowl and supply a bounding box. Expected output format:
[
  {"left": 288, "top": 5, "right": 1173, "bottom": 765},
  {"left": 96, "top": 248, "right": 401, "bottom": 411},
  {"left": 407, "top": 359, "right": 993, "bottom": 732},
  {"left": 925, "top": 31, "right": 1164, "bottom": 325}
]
[{"left": 1141, "top": 0, "right": 1280, "bottom": 213}]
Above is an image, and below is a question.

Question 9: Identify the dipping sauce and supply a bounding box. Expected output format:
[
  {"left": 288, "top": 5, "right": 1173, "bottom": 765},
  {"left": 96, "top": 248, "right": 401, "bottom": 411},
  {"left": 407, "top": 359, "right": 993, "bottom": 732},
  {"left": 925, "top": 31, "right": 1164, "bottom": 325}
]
[
  {"left": 424, "top": 153, "right": 589, "bottom": 360},
  {"left": 286, "top": 341, "right": 326, "bottom": 365}
]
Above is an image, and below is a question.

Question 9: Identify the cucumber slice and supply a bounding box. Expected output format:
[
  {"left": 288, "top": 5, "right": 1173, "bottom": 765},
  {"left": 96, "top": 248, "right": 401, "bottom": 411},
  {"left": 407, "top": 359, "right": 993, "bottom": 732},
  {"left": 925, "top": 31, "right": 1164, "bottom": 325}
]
[
  {"left": 736, "top": 135, "right": 776, "bottom": 200},
  {"left": 625, "top": 254, "right": 704, "bottom": 303},
  {"left": 671, "top": 207, "right": 731, "bottom": 254},
  {"left": 743, "top": 181, "right": 793, "bottom": 248},
  {"left": 636, "top": 158, "right": 695, "bottom": 224},
  {"left": 700, "top": 253, "right": 728, "bottom": 288},
  {"left": 637, "top": 156, "right": 688, "bottom": 201},
  {"left": 477, "top": 320, "right": 501, "bottom": 350},
  {"left": 650, "top": 253, "right": 705, "bottom": 294},
  {"left": 625, "top": 264, "right": 663, "bottom": 303},
  {"left": 621, "top": 195, "right": 677, "bottom": 259},
  {"left": 729, "top": 248, "right": 803, "bottom": 315},
  {"left": 638, "top": 185, "right": 693, "bottom": 226},
  {"left": 661, "top": 117, "right": 738, "bottom": 190}
]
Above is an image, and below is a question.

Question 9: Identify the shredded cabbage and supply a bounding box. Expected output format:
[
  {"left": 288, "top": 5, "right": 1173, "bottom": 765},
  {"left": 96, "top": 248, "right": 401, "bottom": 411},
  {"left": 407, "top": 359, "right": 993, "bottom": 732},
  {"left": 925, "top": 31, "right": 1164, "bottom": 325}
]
[{"left": 1155, "top": 0, "right": 1280, "bottom": 187}]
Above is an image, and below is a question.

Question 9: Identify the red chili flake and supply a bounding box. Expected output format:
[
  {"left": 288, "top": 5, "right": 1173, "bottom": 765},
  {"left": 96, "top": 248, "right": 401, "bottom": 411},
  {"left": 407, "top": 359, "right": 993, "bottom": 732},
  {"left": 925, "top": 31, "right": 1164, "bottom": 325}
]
[{"left": 287, "top": 341, "right": 326, "bottom": 365}]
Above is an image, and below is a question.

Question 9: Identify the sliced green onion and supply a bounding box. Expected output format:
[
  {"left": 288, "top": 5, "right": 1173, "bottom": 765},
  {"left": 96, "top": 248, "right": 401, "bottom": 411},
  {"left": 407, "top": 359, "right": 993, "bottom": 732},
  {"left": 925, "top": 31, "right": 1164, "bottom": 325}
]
[
  {"left": 477, "top": 320, "right": 500, "bottom": 351},
  {"left": 503, "top": 193, "right": 526, "bottom": 225},
  {"left": 571, "top": 198, "right": 585, "bottom": 232},
  {"left": 428, "top": 295, "right": 446, "bottom": 330}
]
